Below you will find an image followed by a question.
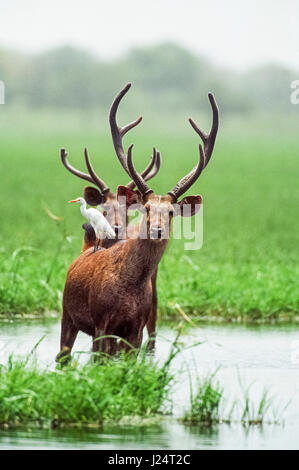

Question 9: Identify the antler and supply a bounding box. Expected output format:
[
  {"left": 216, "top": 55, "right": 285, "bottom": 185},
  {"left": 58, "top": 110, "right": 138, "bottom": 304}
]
[
  {"left": 61, "top": 83, "right": 161, "bottom": 196},
  {"left": 126, "top": 148, "right": 161, "bottom": 190},
  {"left": 61, "top": 145, "right": 160, "bottom": 194},
  {"left": 126, "top": 139, "right": 207, "bottom": 203},
  {"left": 109, "top": 83, "right": 161, "bottom": 186},
  {"left": 145, "top": 149, "right": 161, "bottom": 180},
  {"left": 84, "top": 148, "right": 110, "bottom": 194},
  {"left": 109, "top": 83, "right": 142, "bottom": 176},
  {"left": 168, "top": 93, "right": 218, "bottom": 201},
  {"left": 60, "top": 148, "right": 110, "bottom": 194},
  {"left": 188, "top": 93, "right": 219, "bottom": 168},
  {"left": 126, "top": 144, "right": 154, "bottom": 196},
  {"left": 168, "top": 145, "right": 205, "bottom": 201}
]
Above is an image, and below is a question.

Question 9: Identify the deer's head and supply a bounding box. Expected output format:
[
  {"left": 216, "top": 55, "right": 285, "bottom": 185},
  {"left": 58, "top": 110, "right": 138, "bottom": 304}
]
[{"left": 117, "top": 92, "right": 219, "bottom": 240}]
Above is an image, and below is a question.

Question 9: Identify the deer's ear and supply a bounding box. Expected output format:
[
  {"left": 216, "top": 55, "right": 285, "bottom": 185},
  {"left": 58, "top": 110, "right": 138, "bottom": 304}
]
[
  {"left": 178, "top": 195, "right": 202, "bottom": 217},
  {"left": 117, "top": 185, "right": 141, "bottom": 206},
  {"left": 84, "top": 186, "right": 104, "bottom": 206}
]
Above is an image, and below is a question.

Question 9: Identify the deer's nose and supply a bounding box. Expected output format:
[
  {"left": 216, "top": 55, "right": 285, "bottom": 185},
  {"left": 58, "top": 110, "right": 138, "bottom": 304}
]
[{"left": 150, "top": 226, "right": 164, "bottom": 239}]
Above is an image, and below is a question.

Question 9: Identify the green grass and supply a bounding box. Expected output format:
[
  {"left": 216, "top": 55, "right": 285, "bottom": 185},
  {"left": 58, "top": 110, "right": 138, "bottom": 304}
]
[
  {"left": 183, "top": 373, "right": 223, "bottom": 425},
  {"left": 0, "top": 351, "right": 173, "bottom": 427},
  {"left": 182, "top": 370, "right": 285, "bottom": 426},
  {"left": 0, "top": 108, "right": 298, "bottom": 319},
  {"left": 0, "top": 350, "right": 285, "bottom": 428},
  {"left": 183, "top": 380, "right": 278, "bottom": 426}
]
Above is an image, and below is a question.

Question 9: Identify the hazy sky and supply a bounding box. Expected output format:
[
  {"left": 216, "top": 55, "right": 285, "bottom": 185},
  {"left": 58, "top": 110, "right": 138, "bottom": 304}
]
[{"left": 1, "top": 0, "right": 297, "bottom": 70}]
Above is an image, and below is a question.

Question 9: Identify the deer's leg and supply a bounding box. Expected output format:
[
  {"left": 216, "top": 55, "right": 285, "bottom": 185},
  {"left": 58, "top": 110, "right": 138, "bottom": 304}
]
[
  {"left": 105, "top": 337, "right": 118, "bottom": 355},
  {"left": 56, "top": 309, "right": 78, "bottom": 364},
  {"left": 123, "top": 324, "right": 143, "bottom": 354},
  {"left": 92, "top": 327, "right": 107, "bottom": 361},
  {"left": 146, "top": 268, "right": 158, "bottom": 351},
  {"left": 92, "top": 331, "right": 101, "bottom": 354},
  {"left": 93, "top": 326, "right": 118, "bottom": 357}
]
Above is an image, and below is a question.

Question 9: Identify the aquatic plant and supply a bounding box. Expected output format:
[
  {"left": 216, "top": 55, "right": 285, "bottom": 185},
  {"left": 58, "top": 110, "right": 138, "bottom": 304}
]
[{"left": 0, "top": 347, "right": 174, "bottom": 427}]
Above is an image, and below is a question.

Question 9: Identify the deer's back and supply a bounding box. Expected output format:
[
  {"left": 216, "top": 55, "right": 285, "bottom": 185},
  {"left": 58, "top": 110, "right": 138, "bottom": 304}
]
[{"left": 63, "top": 242, "right": 152, "bottom": 332}]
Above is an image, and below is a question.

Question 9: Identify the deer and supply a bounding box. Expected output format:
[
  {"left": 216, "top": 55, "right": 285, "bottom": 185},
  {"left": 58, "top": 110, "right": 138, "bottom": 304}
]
[
  {"left": 55, "top": 92, "right": 219, "bottom": 363},
  {"left": 60, "top": 84, "right": 161, "bottom": 347}
]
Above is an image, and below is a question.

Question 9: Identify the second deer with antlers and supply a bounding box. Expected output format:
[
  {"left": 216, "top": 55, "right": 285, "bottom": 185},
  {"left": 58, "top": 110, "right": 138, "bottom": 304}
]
[
  {"left": 56, "top": 88, "right": 219, "bottom": 362},
  {"left": 61, "top": 84, "right": 161, "bottom": 346}
]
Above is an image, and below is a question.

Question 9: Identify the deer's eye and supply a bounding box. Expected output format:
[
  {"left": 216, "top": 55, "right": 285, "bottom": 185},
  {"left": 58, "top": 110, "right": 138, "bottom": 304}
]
[{"left": 103, "top": 211, "right": 108, "bottom": 217}]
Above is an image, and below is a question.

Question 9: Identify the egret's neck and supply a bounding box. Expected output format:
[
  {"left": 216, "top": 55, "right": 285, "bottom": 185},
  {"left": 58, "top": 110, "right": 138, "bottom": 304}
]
[{"left": 79, "top": 201, "right": 88, "bottom": 217}]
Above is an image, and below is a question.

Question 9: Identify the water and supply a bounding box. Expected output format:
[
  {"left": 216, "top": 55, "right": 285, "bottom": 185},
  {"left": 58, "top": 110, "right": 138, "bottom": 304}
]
[{"left": 0, "top": 318, "right": 299, "bottom": 449}]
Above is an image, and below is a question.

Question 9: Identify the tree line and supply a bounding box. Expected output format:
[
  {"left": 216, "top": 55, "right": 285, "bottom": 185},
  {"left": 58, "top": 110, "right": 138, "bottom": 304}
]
[{"left": 0, "top": 42, "right": 296, "bottom": 114}]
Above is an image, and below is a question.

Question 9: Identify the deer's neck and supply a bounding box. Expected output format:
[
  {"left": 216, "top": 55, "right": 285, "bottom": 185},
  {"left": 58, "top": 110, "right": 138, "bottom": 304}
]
[{"left": 121, "top": 237, "right": 168, "bottom": 286}]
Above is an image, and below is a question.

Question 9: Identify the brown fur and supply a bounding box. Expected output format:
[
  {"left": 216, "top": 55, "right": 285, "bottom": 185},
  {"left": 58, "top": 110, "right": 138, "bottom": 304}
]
[
  {"left": 81, "top": 186, "right": 159, "bottom": 348},
  {"left": 56, "top": 190, "right": 202, "bottom": 362}
]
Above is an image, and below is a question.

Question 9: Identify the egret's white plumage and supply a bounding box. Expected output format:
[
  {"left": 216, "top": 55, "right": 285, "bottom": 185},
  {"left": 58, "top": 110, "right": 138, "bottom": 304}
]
[{"left": 69, "top": 197, "right": 115, "bottom": 243}]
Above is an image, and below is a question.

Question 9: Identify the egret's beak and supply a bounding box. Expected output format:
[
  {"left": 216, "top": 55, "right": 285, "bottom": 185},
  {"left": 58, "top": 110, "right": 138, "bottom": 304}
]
[{"left": 68, "top": 199, "right": 80, "bottom": 203}]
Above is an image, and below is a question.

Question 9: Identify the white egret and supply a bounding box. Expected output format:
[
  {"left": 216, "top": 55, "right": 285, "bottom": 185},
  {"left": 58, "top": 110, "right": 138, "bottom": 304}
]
[{"left": 69, "top": 197, "right": 115, "bottom": 250}]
